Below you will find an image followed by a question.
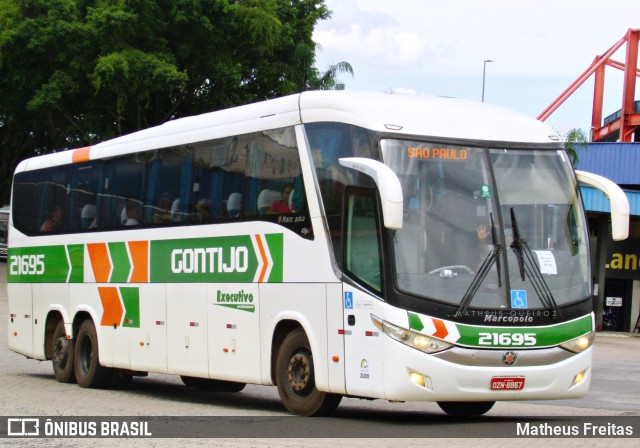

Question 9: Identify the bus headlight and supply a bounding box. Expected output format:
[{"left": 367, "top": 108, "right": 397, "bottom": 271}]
[
  {"left": 371, "top": 315, "right": 452, "bottom": 354},
  {"left": 560, "top": 331, "right": 595, "bottom": 354}
]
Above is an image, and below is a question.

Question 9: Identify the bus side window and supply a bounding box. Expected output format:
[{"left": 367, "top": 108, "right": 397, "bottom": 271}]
[
  {"left": 12, "top": 171, "right": 41, "bottom": 235},
  {"left": 37, "top": 167, "right": 68, "bottom": 234}
]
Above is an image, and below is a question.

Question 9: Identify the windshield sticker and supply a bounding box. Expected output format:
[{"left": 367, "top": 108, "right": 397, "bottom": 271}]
[
  {"left": 510, "top": 290, "right": 529, "bottom": 309},
  {"left": 480, "top": 184, "right": 492, "bottom": 199},
  {"left": 407, "top": 147, "right": 468, "bottom": 160},
  {"left": 533, "top": 250, "right": 558, "bottom": 275}
]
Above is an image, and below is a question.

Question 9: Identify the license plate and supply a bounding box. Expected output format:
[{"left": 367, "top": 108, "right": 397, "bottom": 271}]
[{"left": 490, "top": 376, "right": 525, "bottom": 390}]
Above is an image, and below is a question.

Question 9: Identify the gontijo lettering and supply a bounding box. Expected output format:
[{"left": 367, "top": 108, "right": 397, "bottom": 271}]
[
  {"left": 171, "top": 246, "right": 249, "bottom": 274},
  {"left": 408, "top": 147, "right": 468, "bottom": 160}
]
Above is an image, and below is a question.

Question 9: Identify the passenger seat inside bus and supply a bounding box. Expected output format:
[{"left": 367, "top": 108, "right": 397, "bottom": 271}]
[
  {"left": 227, "top": 193, "right": 242, "bottom": 217},
  {"left": 257, "top": 189, "right": 281, "bottom": 215}
]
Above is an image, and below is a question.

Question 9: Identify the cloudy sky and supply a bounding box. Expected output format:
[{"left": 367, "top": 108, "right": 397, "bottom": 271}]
[{"left": 313, "top": 0, "right": 640, "bottom": 136}]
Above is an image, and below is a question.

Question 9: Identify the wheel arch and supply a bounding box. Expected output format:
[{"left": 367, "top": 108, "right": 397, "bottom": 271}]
[
  {"left": 44, "top": 310, "right": 64, "bottom": 360},
  {"left": 270, "top": 319, "right": 303, "bottom": 385}
]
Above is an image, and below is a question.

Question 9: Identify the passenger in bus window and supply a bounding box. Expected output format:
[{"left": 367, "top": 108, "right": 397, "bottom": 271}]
[
  {"left": 267, "top": 185, "right": 293, "bottom": 214},
  {"left": 40, "top": 206, "right": 63, "bottom": 232},
  {"left": 81, "top": 196, "right": 97, "bottom": 229},
  {"left": 195, "top": 198, "right": 212, "bottom": 222},
  {"left": 124, "top": 201, "right": 141, "bottom": 226},
  {"left": 153, "top": 192, "right": 173, "bottom": 224}
]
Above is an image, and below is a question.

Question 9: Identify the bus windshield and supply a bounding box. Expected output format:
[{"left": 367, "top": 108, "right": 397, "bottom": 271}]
[{"left": 381, "top": 140, "right": 590, "bottom": 311}]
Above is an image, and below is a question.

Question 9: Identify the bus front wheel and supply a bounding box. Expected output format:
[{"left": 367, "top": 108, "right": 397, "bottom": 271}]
[
  {"left": 437, "top": 401, "right": 495, "bottom": 417},
  {"left": 52, "top": 320, "right": 76, "bottom": 383},
  {"left": 276, "top": 328, "right": 342, "bottom": 416},
  {"left": 74, "top": 320, "right": 112, "bottom": 388}
]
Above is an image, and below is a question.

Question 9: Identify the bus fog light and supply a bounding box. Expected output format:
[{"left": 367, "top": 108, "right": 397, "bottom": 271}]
[
  {"left": 409, "top": 371, "right": 432, "bottom": 390},
  {"left": 409, "top": 372, "right": 425, "bottom": 387},
  {"left": 572, "top": 369, "right": 586, "bottom": 387}
]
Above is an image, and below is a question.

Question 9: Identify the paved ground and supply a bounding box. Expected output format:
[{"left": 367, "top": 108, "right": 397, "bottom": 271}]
[{"left": 0, "top": 262, "right": 638, "bottom": 447}]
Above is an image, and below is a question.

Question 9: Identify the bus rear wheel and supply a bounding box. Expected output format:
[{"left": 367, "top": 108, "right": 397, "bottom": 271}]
[
  {"left": 437, "top": 401, "right": 495, "bottom": 417},
  {"left": 52, "top": 320, "right": 76, "bottom": 383},
  {"left": 74, "top": 319, "right": 112, "bottom": 388},
  {"left": 276, "top": 328, "right": 342, "bottom": 416},
  {"left": 181, "top": 376, "right": 246, "bottom": 392}
]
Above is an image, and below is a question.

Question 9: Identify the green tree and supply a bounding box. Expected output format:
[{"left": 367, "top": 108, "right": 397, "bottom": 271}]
[
  {"left": 0, "top": 0, "right": 335, "bottom": 203},
  {"left": 564, "top": 128, "right": 589, "bottom": 165},
  {"left": 278, "top": 42, "right": 354, "bottom": 93}
]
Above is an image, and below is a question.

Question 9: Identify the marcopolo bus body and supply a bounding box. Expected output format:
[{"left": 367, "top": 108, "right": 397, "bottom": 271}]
[{"left": 7, "top": 91, "right": 629, "bottom": 416}]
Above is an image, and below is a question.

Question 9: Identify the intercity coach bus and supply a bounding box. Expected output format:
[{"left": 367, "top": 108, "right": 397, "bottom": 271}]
[{"left": 7, "top": 91, "right": 629, "bottom": 416}]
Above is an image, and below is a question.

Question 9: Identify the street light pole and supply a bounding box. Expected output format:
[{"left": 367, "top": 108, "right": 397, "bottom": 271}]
[{"left": 482, "top": 59, "right": 494, "bottom": 102}]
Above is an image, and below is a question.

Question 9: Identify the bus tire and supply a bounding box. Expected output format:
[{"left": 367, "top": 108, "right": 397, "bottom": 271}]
[
  {"left": 74, "top": 320, "right": 112, "bottom": 388},
  {"left": 52, "top": 320, "right": 76, "bottom": 383},
  {"left": 276, "top": 328, "right": 342, "bottom": 416},
  {"left": 437, "top": 401, "right": 495, "bottom": 417},
  {"left": 181, "top": 376, "right": 246, "bottom": 392}
]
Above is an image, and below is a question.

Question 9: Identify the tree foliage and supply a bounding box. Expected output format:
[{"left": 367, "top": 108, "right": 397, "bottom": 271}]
[
  {"left": 0, "top": 0, "right": 341, "bottom": 203},
  {"left": 564, "top": 128, "right": 588, "bottom": 165}
]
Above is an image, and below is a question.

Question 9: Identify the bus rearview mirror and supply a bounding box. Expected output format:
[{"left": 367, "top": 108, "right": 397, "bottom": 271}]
[
  {"left": 575, "top": 170, "right": 629, "bottom": 241},
  {"left": 339, "top": 157, "right": 403, "bottom": 230}
]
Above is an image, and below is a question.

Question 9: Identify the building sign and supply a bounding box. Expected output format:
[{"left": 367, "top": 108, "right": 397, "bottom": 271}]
[
  {"left": 605, "top": 239, "right": 640, "bottom": 280},
  {"left": 605, "top": 297, "right": 623, "bottom": 307}
]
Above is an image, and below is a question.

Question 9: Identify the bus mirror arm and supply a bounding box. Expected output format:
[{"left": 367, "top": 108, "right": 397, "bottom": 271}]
[
  {"left": 339, "top": 157, "right": 404, "bottom": 230},
  {"left": 575, "top": 170, "right": 629, "bottom": 241}
]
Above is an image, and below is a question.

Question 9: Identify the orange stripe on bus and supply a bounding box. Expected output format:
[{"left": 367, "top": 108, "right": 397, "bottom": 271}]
[
  {"left": 72, "top": 146, "right": 91, "bottom": 163},
  {"left": 87, "top": 243, "right": 111, "bottom": 283},
  {"left": 98, "top": 287, "right": 123, "bottom": 327},
  {"left": 255, "top": 234, "right": 269, "bottom": 283},
  {"left": 128, "top": 240, "right": 149, "bottom": 283}
]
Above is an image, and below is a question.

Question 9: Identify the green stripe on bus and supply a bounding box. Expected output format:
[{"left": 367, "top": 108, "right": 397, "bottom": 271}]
[
  {"left": 149, "top": 234, "right": 283, "bottom": 283},
  {"left": 408, "top": 312, "right": 425, "bottom": 332},
  {"left": 108, "top": 242, "right": 131, "bottom": 283},
  {"left": 264, "top": 233, "right": 283, "bottom": 282},
  {"left": 120, "top": 287, "right": 140, "bottom": 328},
  {"left": 453, "top": 314, "right": 592, "bottom": 348},
  {"left": 7, "top": 245, "right": 83, "bottom": 283},
  {"left": 407, "top": 312, "right": 592, "bottom": 348},
  {"left": 67, "top": 244, "right": 84, "bottom": 283}
]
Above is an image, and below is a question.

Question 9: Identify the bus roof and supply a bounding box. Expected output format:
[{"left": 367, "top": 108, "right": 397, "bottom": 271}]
[{"left": 15, "top": 91, "right": 561, "bottom": 173}]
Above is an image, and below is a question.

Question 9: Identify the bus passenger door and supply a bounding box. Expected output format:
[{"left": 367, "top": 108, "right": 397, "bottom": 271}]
[
  {"left": 342, "top": 286, "right": 385, "bottom": 399},
  {"left": 341, "top": 187, "right": 386, "bottom": 399}
]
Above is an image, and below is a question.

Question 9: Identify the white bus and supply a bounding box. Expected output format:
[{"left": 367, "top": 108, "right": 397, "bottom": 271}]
[{"left": 7, "top": 91, "right": 629, "bottom": 417}]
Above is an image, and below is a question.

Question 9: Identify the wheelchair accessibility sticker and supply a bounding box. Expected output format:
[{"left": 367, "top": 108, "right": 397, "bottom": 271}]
[
  {"left": 344, "top": 292, "right": 353, "bottom": 309},
  {"left": 511, "top": 290, "right": 528, "bottom": 309}
]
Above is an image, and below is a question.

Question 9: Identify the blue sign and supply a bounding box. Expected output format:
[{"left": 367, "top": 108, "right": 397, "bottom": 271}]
[
  {"left": 511, "top": 290, "right": 528, "bottom": 309},
  {"left": 344, "top": 292, "right": 353, "bottom": 309}
]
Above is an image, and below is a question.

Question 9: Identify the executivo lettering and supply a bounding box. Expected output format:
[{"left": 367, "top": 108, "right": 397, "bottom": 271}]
[{"left": 215, "top": 289, "right": 256, "bottom": 313}]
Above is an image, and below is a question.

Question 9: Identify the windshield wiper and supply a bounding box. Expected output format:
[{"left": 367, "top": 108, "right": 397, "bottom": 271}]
[
  {"left": 510, "top": 208, "right": 560, "bottom": 316},
  {"left": 458, "top": 213, "right": 502, "bottom": 314}
]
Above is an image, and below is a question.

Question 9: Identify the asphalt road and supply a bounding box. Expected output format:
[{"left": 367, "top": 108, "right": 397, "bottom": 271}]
[{"left": 0, "top": 261, "right": 638, "bottom": 447}]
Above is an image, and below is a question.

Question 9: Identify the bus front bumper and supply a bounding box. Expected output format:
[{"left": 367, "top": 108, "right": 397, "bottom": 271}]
[{"left": 382, "top": 338, "right": 592, "bottom": 402}]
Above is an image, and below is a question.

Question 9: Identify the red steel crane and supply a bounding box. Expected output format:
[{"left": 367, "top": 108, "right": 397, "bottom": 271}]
[{"left": 538, "top": 28, "right": 639, "bottom": 142}]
